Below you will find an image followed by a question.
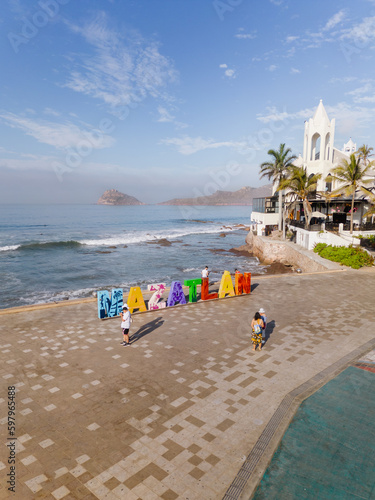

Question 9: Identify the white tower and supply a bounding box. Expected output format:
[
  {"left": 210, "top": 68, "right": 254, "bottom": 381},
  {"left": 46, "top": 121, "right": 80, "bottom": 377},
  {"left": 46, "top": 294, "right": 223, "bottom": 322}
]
[
  {"left": 342, "top": 138, "right": 357, "bottom": 155},
  {"left": 303, "top": 100, "right": 336, "bottom": 191}
]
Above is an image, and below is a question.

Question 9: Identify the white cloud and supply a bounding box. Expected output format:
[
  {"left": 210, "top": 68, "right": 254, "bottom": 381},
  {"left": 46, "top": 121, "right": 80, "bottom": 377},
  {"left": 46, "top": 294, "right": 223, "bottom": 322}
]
[
  {"left": 157, "top": 106, "right": 175, "bottom": 123},
  {"left": 285, "top": 35, "right": 299, "bottom": 43},
  {"left": 346, "top": 83, "right": 375, "bottom": 103},
  {"left": 290, "top": 67, "right": 300, "bottom": 74},
  {"left": 44, "top": 107, "right": 61, "bottom": 117},
  {"left": 157, "top": 106, "right": 187, "bottom": 128},
  {"left": 0, "top": 154, "right": 59, "bottom": 172},
  {"left": 235, "top": 32, "right": 256, "bottom": 40},
  {"left": 268, "top": 65, "right": 278, "bottom": 72},
  {"left": 0, "top": 112, "right": 115, "bottom": 150},
  {"left": 160, "top": 136, "right": 247, "bottom": 155},
  {"left": 341, "top": 16, "right": 375, "bottom": 44},
  {"left": 257, "top": 102, "right": 375, "bottom": 137},
  {"left": 63, "top": 13, "right": 177, "bottom": 109},
  {"left": 323, "top": 9, "right": 346, "bottom": 31},
  {"left": 219, "top": 64, "right": 236, "bottom": 78}
]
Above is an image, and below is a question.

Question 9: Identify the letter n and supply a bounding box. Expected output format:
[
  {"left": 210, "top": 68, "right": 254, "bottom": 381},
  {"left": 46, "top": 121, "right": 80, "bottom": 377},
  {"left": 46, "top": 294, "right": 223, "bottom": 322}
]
[
  {"left": 243, "top": 272, "right": 251, "bottom": 294},
  {"left": 235, "top": 273, "right": 243, "bottom": 295}
]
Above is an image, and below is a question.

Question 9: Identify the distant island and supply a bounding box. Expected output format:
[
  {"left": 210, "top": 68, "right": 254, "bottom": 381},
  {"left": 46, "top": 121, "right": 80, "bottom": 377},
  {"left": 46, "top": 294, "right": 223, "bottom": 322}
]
[
  {"left": 97, "top": 185, "right": 272, "bottom": 206},
  {"left": 158, "top": 185, "right": 272, "bottom": 206},
  {"left": 97, "top": 189, "right": 145, "bottom": 205}
]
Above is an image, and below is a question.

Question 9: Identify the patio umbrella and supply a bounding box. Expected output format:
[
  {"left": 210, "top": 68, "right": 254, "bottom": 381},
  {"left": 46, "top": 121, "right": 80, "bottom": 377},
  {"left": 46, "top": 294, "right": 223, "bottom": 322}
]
[{"left": 310, "top": 211, "right": 327, "bottom": 218}]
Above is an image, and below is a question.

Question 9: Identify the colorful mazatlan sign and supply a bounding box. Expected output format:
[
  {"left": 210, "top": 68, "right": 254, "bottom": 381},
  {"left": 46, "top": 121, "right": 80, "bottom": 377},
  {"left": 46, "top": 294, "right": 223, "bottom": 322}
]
[{"left": 97, "top": 271, "right": 251, "bottom": 318}]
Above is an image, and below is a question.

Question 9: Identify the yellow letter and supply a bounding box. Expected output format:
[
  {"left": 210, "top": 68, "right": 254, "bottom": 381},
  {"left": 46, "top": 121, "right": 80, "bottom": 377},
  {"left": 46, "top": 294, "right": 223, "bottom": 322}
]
[
  {"left": 127, "top": 286, "right": 147, "bottom": 313},
  {"left": 218, "top": 270, "right": 235, "bottom": 298}
]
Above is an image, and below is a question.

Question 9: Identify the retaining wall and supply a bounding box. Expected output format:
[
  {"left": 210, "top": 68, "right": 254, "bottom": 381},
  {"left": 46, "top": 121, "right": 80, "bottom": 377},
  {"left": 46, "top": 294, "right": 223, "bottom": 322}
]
[{"left": 245, "top": 231, "right": 342, "bottom": 273}]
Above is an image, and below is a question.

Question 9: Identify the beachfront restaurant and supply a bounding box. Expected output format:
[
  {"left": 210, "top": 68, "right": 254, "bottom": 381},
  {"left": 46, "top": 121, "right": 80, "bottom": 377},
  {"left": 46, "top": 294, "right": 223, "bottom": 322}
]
[{"left": 252, "top": 192, "right": 375, "bottom": 234}]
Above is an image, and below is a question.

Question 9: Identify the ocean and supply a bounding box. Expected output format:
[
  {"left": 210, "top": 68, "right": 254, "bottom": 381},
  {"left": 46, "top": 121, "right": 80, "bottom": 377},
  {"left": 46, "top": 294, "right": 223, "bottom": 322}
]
[{"left": 0, "top": 204, "right": 265, "bottom": 309}]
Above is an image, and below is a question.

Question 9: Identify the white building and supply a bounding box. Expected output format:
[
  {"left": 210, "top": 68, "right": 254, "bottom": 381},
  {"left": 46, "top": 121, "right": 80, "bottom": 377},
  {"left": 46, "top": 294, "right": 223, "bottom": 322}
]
[{"left": 251, "top": 100, "right": 374, "bottom": 233}]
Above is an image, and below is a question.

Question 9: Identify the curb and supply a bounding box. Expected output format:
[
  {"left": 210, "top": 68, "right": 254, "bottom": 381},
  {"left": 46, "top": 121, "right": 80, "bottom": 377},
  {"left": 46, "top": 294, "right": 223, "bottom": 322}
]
[{"left": 222, "top": 337, "right": 375, "bottom": 500}]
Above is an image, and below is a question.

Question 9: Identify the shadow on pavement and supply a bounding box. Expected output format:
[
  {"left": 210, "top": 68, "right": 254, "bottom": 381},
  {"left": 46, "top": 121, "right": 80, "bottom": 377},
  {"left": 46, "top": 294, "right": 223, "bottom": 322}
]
[{"left": 131, "top": 317, "right": 164, "bottom": 343}]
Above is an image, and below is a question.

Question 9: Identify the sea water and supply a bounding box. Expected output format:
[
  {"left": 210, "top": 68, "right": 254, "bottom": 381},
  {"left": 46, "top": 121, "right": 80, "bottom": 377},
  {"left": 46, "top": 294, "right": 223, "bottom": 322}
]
[{"left": 0, "top": 204, "right": 265, "bottom": 309}]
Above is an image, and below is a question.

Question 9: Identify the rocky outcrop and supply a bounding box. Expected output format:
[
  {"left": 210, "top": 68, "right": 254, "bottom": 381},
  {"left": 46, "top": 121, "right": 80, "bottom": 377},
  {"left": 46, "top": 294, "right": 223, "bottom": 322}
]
[
  {"left": 245, "top": 231, "right": 342, "bottom": 272},
  {"left": 158, "top": 185, "right": 272, "bottom": 206},
  {"left": 97, "top": 189, "right": 144, "bottom": 206}
]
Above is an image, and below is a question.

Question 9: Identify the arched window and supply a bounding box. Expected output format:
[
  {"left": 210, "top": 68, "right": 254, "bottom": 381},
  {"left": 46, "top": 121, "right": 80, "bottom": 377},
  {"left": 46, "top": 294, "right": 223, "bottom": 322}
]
[
  {"left": 325, "top": 132, "right": 330, "bottom": 161},
  {"left": 311, "top": 133, "right": 321, "bottom": 160}
]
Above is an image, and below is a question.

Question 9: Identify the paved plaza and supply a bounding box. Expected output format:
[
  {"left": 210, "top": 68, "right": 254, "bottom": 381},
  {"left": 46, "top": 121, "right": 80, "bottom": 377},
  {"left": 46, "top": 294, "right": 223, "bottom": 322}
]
[{"left": 0, "top": 269, "right": 375, "bottom": 499}]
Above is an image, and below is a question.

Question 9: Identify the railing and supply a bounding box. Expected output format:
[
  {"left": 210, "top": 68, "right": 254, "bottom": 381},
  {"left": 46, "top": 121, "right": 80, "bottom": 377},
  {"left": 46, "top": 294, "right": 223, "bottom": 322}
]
[
  {"left": 325, "top": 222, "right": 375, "bottom": 232},
  {"left": 325, "top": 222, "right": 340, "bottom": 232},
  {"left": 288, "top": 220, "right": 322, "bottom": 231}
]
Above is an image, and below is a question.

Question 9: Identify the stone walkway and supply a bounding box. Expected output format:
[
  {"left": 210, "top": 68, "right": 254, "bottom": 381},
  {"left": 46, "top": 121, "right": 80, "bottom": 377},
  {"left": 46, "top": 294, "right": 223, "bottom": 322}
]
[{"left": 0, "top": 269, "right": 374, "bottom": 499}]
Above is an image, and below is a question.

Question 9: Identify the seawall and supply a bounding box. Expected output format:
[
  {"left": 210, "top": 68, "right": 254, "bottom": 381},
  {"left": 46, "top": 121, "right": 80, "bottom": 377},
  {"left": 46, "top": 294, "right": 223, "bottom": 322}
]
[{"left": 245, "top": 231, "right": 342, "bottom": 272}]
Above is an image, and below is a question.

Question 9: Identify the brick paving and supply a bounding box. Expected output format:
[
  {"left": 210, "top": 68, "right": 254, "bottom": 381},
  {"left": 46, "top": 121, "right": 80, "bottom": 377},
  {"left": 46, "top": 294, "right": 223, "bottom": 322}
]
[{"left": 0, "top": 268, "right": 374, "bottom": 499}]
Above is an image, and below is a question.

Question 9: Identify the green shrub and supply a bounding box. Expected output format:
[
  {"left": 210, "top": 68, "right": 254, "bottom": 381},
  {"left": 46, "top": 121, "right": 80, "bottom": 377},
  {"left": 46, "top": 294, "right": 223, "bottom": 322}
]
[{"left": 313, "top": 243, "right": 374, "bottom": 269}]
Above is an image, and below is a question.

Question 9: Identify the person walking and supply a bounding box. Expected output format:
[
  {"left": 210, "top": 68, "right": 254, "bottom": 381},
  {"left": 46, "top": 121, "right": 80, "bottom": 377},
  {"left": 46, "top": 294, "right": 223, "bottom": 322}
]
[
  {"left": 251, "top": 312, "right": 264, "bottom": 351},
  {"left": 120, "top": 304, "right": 131, "bottom": 346},
  {"left": 259, "top": 307, "right": 267, "bottom": 345}
]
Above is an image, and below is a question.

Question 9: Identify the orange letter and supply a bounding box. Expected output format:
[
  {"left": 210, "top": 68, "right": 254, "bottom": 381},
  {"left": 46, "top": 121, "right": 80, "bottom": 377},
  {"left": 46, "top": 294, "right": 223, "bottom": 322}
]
[
  {"left": 243, "top": 272, "right": 251, "bottom": 294},
  {"left": 235, "top": 273, "right": 243, "bottom": 295},
  {"left": 201, "top": 278, "right": 218, "bottom": 300}
]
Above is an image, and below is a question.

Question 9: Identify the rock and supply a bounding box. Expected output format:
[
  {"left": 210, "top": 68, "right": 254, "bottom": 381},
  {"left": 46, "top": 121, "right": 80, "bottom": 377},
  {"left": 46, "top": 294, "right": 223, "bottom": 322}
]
[
  {"left": 219, "top": 233, "right": 226, "bottom": 238},
  {"left": 157, "top": 239, "right": 172, "bottom": 246},
  {"left": 147, "top": 239, "right": 172, "bottom": 246},
  {"left": 123, "top": 245, "right": 128, "bottom": 248},
  {"left": 97, "top": 189, "right": 144, "bottom": 205}
]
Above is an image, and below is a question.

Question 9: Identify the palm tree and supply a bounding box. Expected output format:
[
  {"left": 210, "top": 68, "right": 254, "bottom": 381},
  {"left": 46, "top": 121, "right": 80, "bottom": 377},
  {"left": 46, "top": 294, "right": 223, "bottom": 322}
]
[
  {"left": 356, "top": 144, "right": 374, "bottom": 166},
  {"left": 326, "top": 154, "right": 373, "bottom": 233},
  {"left": 260, "top": 144, "right": 297, "bottom": 230},
  {"left": 278, "top": 167, "right": 322, "bottom": 229}
]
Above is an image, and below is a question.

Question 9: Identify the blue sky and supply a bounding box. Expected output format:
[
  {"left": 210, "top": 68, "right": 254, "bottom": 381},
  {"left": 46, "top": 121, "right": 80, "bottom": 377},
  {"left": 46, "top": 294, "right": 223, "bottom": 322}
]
[{"left": 1, "top": 0, "right": 375, "bottom": 204}]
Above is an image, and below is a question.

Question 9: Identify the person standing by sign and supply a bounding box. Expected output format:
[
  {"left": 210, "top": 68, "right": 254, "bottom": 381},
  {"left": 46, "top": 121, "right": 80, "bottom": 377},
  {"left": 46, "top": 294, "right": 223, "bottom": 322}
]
[
  {"left": 120, "top": 304, "right": 131, "bottom": 346},
  {"left": 201, "top": 266, "right": 209, "bottom": 278}
]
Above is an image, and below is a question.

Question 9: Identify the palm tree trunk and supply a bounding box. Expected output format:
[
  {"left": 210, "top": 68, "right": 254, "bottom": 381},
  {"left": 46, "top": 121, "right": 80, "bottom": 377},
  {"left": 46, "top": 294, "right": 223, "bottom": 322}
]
[
  {"left": 278, "top": 190, "right": 283, "bottom": 231},
  {"left": 350, "top": 192, "right": 355, "bottom": 234},
  {"left": 303, "top": 199, "right": 309, "bottom": 230}
]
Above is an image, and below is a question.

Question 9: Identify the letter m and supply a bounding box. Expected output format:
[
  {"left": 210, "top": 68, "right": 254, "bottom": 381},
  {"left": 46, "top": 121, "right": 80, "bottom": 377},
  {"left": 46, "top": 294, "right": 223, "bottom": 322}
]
[{"left": 97, "top": 288, "right": 123, "bottom": 318}]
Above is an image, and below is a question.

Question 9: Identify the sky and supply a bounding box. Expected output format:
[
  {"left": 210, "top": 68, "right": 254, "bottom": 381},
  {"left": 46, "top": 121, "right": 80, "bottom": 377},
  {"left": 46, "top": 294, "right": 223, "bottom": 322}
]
[{"left": 1, "top": 0, "right": 375, "bottom": 204}]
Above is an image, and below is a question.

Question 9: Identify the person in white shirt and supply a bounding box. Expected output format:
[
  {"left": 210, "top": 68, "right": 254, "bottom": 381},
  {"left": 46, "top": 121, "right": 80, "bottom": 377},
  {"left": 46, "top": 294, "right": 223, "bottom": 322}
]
[
  {"left": 120, "top": 304, "right": 131, "bottom": 346},
  {"left": 259, "top": 307, "right": 267, "bottom": 345},
  {"left": 201, "top": 266, "right": 209, "bottom": 278}
]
